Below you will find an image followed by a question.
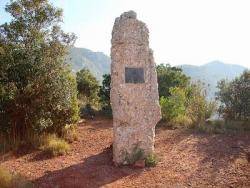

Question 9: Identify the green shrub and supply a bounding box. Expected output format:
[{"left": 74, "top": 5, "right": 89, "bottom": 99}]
[
  {"left": 160, "top": 83, "right": 216, "bottom": 129},
  {"left": 124, "top": 145, "right": 145, "bottom": 165},
  {"left": 160, "top": 87, "right": 186, "bottom": 121},
  {"left": 76, "top": 68, "right": 100, "bottom": 107},
  {"left": 99, "top": 74, "right": 113, "bottom": 117},
  {"left": 216, "top": 71, "right": 250, "bottom": 121},
  {"left": 156, "top": 64, "right": 190, "bottom": 98},
  {"left": 40, "top": 134, "right": 70, "bottom": 156},
  {"left": 170, "top": 115, "right": 193, "bottom": 128},
  {"left": 145, "top": 153, "right": 158, "bottom": 167}
]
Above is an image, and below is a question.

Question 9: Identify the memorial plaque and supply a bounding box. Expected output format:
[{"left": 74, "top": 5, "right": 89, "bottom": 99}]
[{"left": 125, "top": 67, "right": 144, "bottom": 83}]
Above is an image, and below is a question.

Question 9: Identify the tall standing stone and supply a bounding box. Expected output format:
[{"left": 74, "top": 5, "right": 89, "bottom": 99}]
[{"left": 111, "top": 11, "right": 161, "bottom": 165}]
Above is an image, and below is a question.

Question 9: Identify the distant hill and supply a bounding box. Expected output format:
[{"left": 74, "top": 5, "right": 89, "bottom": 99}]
[
  {"left": 66, "top": 47, "right": 111, "bottom": 81},
  {"left": 180, "top": 61, "right": 247, "bottom": 99},
  {"left": 66, "top": 48, "right": 247, "bottom": 99}
]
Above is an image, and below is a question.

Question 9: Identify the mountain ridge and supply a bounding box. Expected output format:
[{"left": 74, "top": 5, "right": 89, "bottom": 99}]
[
  {"left": 66, "top": 47, "right": 111, "bottom": 81},
  {"left": 180, "top": 61, "right": 247, "bottom": 99},
  {"left": 67, "top": 47, "right": 248, "bottom": 99}
]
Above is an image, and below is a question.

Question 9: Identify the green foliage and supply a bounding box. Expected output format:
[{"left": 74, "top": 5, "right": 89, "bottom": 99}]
[
  {"left": 157, "top": 64, "right": 216, "bottom": 128},
  {"left": 157, "top": 64, "right": 190, "bottom": 98},
  {"left": 0, "top": 167, "right": 34, "bottom": 188},
  {"left": 216, "top": 70, "right": 250, "bottom": 120},
  {"left": 160, "top": 87, "right": 187, "bottom": 121},
  {"left": 145, "top": 153, "right": 158, "bottom": 167},
  {"left": 186, "top": 84, "right": 216, "bottom": 125},
  {"left": 40, "top": 134, "right": 70, "bottom": 156},
  {"left": 124, "top": 145, "right": 145, "bottom": 165},
  {"left": 99, "top": 74, "right": 112, "bottom": 116},
  {"left": 160, "top": 83, "right": 216, "bottom": 128},
  {"left": 76, "top": 68, "right": 100, "bottom": 108},
  {"left": 170, "top": 115, "right": 193, "bottom": 128},
  {"left": 0, "top": 0, "right": 79, "bottom": 143}
]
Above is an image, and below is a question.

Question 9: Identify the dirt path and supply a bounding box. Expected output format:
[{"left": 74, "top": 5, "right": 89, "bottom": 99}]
[{"left": 1, "top": 118, "right": 250, "bottom": 187}]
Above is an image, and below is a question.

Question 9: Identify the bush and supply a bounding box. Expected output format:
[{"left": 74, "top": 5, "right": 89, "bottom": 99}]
[
  {"left": 124, "top": 145, "right": 145, "bottom": 165},
  {"left": 0, "top": 0, "right": 79, "bottom": 147},
  {"left": 76, "top": 68, "right": 100, "bottom": 107},
  {"left": 170, "top": 115, "right": 193, "bottom": 128},
  {"left": 160, "top": 87, "right": 186, "bottom": 121},
  {"left": 0, "top": 167, "right": 33, "bottom": 188},
  {"left": 160, "top": 84, "right": 216, "bottom": 129},
  {"left": 40, "top": 134, "right": 70, "bottom": 156},
  {"left": 157, "top": 64, "right": 190, "bottom": 98},
  {"left": 216, "top": 70, "right": 250, "bottom": 120},
  {"left": 145, "top": 153, "right": 158, "bottom": 167}
]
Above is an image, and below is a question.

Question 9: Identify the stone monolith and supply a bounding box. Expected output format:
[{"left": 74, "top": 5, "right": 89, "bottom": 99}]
[{"left": 111, "top": 11, "right": 161, "bottom": 165}]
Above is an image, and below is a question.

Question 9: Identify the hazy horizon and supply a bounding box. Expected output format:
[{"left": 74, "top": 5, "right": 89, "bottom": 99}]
[{"left": 1, "top": 0, "right": 250, "bottom": 68}]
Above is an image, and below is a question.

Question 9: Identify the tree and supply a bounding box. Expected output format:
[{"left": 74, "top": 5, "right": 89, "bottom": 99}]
[
  {"left": 216, "top": 70, "right": 250, "bottom": 120},
  {"left": 0, "top": 0, "right": 78, "bottom": 141},
  {"left": 99, "top": 74, "right": 111, "bottom": 106},
  {"left": 156, "top": 64, "right": 190, "bottom": 98},
  {"left": 76, "top": 68, "right": 99, "bottom": 106},
  {"left": 99, "top": 74, "right": 112, "bottom": 116},
  {"left": 160, "top": 87, "right": 187, "bottom": 121}
]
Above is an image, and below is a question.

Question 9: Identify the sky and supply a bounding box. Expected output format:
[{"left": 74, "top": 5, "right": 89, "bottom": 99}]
[{"left": 0, "top": 0, "right": 250, "bottom": 68}]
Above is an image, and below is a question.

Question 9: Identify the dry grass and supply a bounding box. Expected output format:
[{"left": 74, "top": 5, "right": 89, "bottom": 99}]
[
  {"left": 62, "top": 124, "right": 78, "bottom": 143},
  {"left": 199, "top": 120, "right": 250, "bottom": 134},
  {"left": 39, "top": 134, "right": 70, "bottom": 156},
  {"left": 0, "top": 167, "right": 34, "bottom": 188},
  {"left": 0, "top": 167, "right": 12, "bottom": 188}
]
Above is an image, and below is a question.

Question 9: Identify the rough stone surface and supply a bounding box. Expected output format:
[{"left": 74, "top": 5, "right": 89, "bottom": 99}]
[{"left": 111, "top": 10, "right": 161, "bottom": 165}]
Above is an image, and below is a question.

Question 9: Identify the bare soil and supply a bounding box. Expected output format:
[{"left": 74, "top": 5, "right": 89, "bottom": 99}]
[{"left": 1, "top": 117, "right": 250, "bottom": 188}]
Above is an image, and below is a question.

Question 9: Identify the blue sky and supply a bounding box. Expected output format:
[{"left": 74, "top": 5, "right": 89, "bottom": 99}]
[{"left": 1, "top": 0, "right": 250, "bottom": 68}]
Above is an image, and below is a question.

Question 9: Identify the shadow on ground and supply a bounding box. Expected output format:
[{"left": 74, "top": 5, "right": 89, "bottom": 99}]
[
  {"left": 80, "top": 116, "right": 113, "bottom": 131},
  {"left": 34, "top": 146, "right": 143, "bottom": 188},
  {"left": 156, "top": 125, "right": 250, "bottom": 187},
  {"left": 186, "top": 132, "right": 250, "bottom": 187}
]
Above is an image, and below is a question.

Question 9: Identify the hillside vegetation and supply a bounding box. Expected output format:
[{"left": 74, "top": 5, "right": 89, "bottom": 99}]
[{"left": 66, "top": 49, "right": 247, "bottom": 98}]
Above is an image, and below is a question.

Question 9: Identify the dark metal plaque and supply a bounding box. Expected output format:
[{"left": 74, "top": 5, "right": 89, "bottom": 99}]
[{"left": 125, "top": 67, "right": 144, "bottom": 83}]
